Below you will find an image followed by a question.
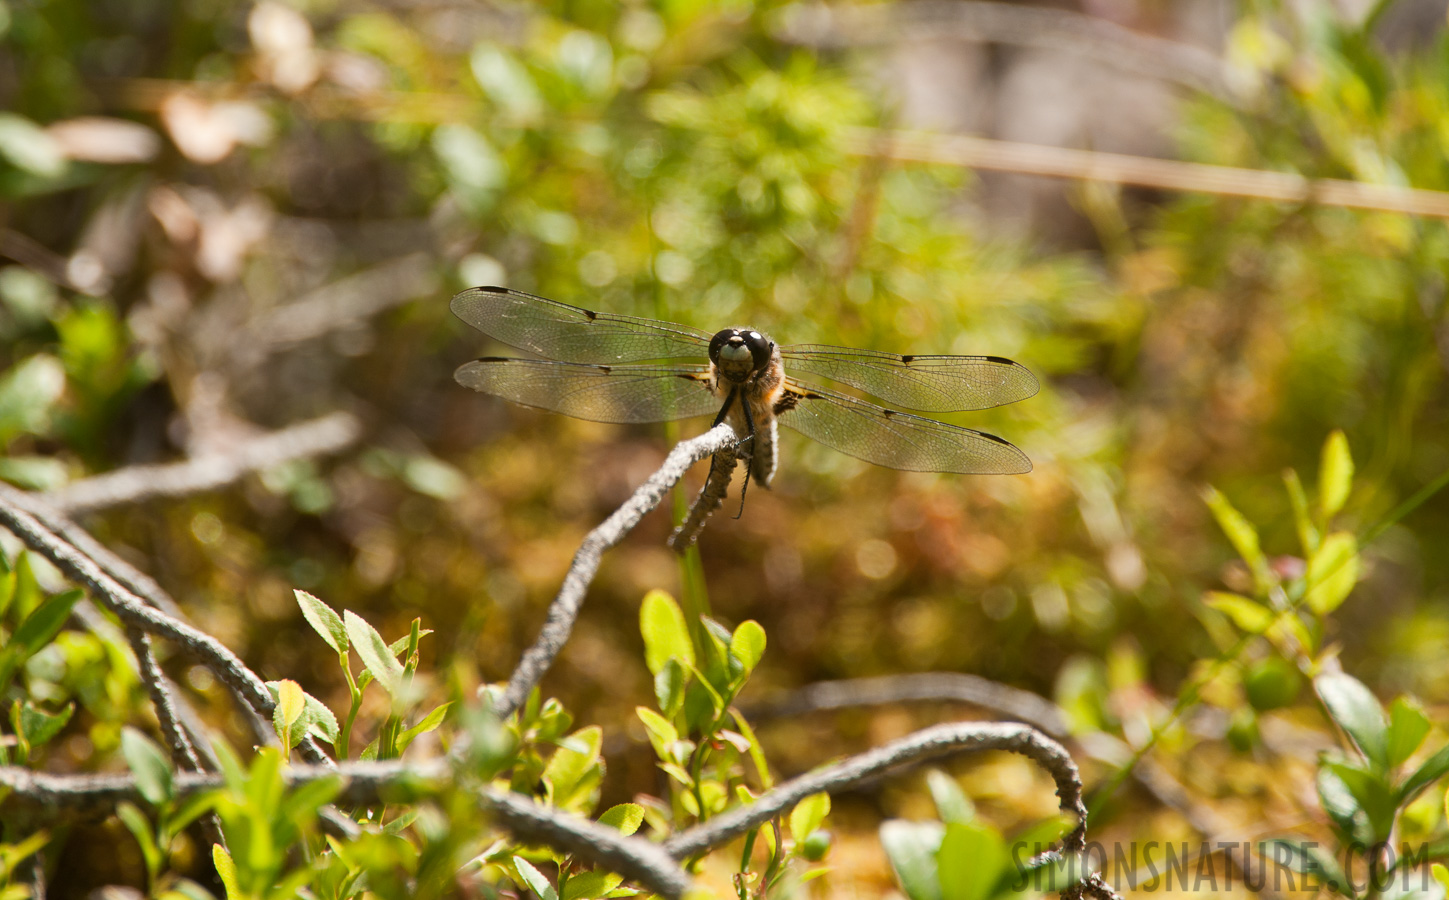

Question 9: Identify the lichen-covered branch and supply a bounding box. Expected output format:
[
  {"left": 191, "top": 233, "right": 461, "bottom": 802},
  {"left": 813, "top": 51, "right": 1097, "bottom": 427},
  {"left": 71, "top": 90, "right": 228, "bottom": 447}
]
[
  {"left": 497, "top": 423, "right": 738, "bottom": 717},
  {"left": 45, "top": 411, "right": 361, "bottom": 515},
  {"left": 663, "top": 721, "right": 1087, "bottom": 860},
  {"left": 0, "top": 761, "right": 692, "bottom": 900},
  {"left": 667, "top": 443, "right": 738, "bottom": 553},
  {"left": 0, "top": 484, "right": 330, "bottom": 764}
]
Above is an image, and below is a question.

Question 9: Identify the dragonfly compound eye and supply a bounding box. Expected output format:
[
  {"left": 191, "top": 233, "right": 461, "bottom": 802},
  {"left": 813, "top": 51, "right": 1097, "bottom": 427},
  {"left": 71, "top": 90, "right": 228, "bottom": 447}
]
[{"left": 710, "top": 329, "right": 764, "bottom": 382}]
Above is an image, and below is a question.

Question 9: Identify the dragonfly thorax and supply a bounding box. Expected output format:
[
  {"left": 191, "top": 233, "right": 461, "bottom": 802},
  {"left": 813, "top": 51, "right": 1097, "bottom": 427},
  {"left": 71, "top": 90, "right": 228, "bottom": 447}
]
[{"left": 708, "top": 328, "right": 774, "bottom": 384}]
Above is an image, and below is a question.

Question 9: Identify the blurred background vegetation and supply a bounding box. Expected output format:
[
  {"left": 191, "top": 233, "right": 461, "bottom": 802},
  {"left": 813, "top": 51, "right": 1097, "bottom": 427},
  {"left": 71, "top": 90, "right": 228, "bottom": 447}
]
[{"left": 8, "top": 0, "right": 1449, "bottom": 894}]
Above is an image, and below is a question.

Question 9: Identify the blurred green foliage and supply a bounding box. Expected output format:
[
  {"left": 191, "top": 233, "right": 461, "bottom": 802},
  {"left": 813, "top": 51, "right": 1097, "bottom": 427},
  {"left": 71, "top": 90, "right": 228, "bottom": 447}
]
[{"left": 8, "top": 0, "right": 1449, "bottom": 895}]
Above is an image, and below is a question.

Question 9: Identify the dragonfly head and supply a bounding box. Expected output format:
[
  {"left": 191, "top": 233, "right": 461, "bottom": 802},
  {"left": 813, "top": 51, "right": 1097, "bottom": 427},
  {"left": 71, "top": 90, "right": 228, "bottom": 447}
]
[{"left": 709, "top": 328, "right": 773, "bottom": 384}]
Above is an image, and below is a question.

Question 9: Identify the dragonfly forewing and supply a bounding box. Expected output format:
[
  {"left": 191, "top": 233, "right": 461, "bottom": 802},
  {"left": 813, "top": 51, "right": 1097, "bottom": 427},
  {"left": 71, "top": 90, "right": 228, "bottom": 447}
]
[
  {"left": 781, "top": 345, "right": 1040, "bottom": 412},
  {"left": 777, "top": 380, "right": 1031, "bottom": 474},
  {"left": 454, "top": 358, "right": 720, "bottom": 424},
  {"left": 451, "top": 286, "right": 713, "bottom": 364}
]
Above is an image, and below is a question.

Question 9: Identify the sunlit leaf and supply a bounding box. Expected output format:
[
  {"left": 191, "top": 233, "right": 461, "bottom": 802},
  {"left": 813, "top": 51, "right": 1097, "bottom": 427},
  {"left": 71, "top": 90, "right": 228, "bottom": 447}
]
[
  {"left": 1317, "top": 672, "right": 1388, "bottom": 769},
  {"left": 789, "top": 792, "right": 830, "bottom": 843},
  {"left": 295, "top": 589, "right": 347, "bottom": 654},
  {"left": 345, "top": 610, "right": 404, "bottom": 697},
  {"left": 1318, "top": 430, "right": 1354, "bottom": 521},
  {"left": 640, "top": 590, "right": 694, "bottom": 676},
  {"left": 121, "top": 726, "right": 174, "bottom": 806},
  {"left": 1305, "top": 532, "right": 1359, "bottom": 615}
]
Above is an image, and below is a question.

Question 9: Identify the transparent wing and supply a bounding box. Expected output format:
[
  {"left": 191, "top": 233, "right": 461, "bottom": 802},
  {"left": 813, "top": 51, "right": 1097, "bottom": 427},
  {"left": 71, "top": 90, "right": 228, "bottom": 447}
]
[
  {"left": 454, "top": 358, "right": 720, "bottom": 424},
  {"left": 778, "top": 380, "right": 1031, "bottom": 474},
  {"left": 451, "top": 286, "right": 713, "bottom": 363},
  {"left": 780, "top": 345, "right": 1039, "bottom": 412}
]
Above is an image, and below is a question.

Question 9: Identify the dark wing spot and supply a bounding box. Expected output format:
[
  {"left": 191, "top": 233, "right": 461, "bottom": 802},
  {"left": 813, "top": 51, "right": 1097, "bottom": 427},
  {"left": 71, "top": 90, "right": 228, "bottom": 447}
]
[
  {"left": 583, "top": 309, "right": 597, "bottom": 321},
  {"left": 478, "top": 285, "right": 509, "bottom": 294},
  {"left": 984, "top": 355, "right": 1017, "bottom": 365},
  {"left": 977, "top": 430, "right": 1012, "bottom": 445},
  {"left": 882, "top": 409, "right": 897, "bottom": 418},
  {"left": 900, "top": 354, "right": 916, "bottom": 364},
  {"left": 596, "top": 365, "right": 612, "bottom": 374},
  {"left": 475, "top": 356, "right": 513, "bottom": 362}
]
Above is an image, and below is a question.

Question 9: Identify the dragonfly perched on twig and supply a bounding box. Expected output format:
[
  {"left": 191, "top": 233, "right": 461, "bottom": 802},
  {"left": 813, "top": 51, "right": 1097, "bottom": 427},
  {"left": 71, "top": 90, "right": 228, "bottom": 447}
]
[{"left": 451, "top": 286, "right": 1038, "bottom": 549}]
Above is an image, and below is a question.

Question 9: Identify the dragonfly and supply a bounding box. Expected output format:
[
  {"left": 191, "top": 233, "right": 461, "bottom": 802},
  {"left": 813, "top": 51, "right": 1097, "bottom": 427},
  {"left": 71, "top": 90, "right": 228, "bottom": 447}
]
[{"left": 451, "top": 286, "right": 1038, "bottom": 543}]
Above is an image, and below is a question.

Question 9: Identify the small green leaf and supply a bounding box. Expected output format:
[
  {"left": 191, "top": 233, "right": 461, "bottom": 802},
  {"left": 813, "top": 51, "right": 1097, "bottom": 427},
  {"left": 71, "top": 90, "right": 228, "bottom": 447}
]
[
  {"left": 295, "top": 589, "right": 347, "bottom": 654},
  {"left": 597, "top": 803, "right": 645, "bottom": 836},
  {"left": 278, "top": 679, "right": 306, "bottom": 726},
  {"left": 1317, "top": 767, "right": 1370, "bottom": 846},
  {"left": 513, "top": 855, "right": 559, "bottom": 900},
  {"left": 398, "top": 702, "right": 452, "bottom": 751},
  {"left": 0, "top": 114, "right": 66, "bottom": 178},
  {"left": 1317, "top": 672, "right": 1389, "bottom": 770},
  {"left": 640, "top": 590, "right": 694, "bottom": 676},
  {"left": 0, "top": 588, "right": 81, "bottom": 691},
  {"left": 790, "top": 792, "right": 830, "bottom": 843},
  {"left": 389, "top": 628, "right": 433, "bottom": 659},
  {"left": 926, "top": 770, "right": 975, "bottom": 824},
  {"left": 730, "top": 620, "right": 766, "bottom": 673},
  {"left": 16, "top": 701, "right": 73, "bottom": 747},
  {"left": 1319, "top": 430, "right": 1354, "bottom": 521},
  {"left": 1399, "top": 744, "right": 1449, "bottom": 804},
  {"left": 1305, "top": 532, "right": 1360, "bottom": 615},
  {"left": 303, "top": 692, "right": 339, "bottom": 745},
  {"left": 543, "top": 725, "right": 603, "bottom": 810},
  {"left": 731, "top": 710, "right": 773, "bottom": 789},
  {"left": 1203, "top": 591, "right": 1272, "bottom": 633},
  {"left": 345, "top": 610, "right": 404, "bottom": 697},
  {"left": 880, "top": 819, "right": 944, "bottom": 900},
  {"left": 121, "top": 726, "right": 174, "bottom": 806},
  {"left": 562, "top": 871, "right": 624, "bottom": 900},
  {"left": 1327, "top": 762, "right": 1396, "bottom": 842},
  {"left": 654, "top": 658, "right": 686, "bottom": 717},
  {"left": 116, "top": 802, "right": 160, "bottom": 878},
  {"left": 1202, "top": 487, "right": 1272, "bottom": 591},
  {"left": 213, "top": 844, "right": 242, "bottom": 900},
  {"left": 937, "top": 821, "right": 1008, "bottom": 900},
  {"left": 1284, "top": 468, "right": 1320, "bottom": 555},
  {"left": 1387, "top": 697, "right": 1432, "bottom": 768}
]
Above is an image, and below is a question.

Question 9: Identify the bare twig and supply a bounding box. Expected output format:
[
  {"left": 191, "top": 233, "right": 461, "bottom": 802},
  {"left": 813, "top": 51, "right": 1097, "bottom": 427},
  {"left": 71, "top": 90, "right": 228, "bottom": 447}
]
[
  {"left": 0, "top": 484, "right": 332, "bottom": 765},
  {"left": 749, "top": 673, "right": 1069, "bottom": 737},
  {"left": 664, "top": 721, "right": 1086, "bottom": 860},
  {"left": 46, "top": 412, "right": 362, "bottom": 515},
  {"left": 0, "top": 761, "right": 693, "bottom": 899},
  {"left": 667, "top": 443, "right": 738, "bottom": 552},
  {"left": 498, "top": 423, "right": 739, "bottom": 716},
  {"left": 849, "top": 128, "right": 1449, "bottom": 220},
  {"left": 772, "top": 1, "right": 1230, "bottom": 97}
]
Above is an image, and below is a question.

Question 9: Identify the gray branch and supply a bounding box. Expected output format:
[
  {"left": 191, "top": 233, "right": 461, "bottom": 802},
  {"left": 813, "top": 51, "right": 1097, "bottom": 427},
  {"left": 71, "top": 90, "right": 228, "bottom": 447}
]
[
  {"left": 663, "top": 721, "right": 1087, "bottom": 860},
  {"left": 772, "top": 1, "right": 1230, "bottom": 98},
  {"left": 45, "top": 412, "right": 361, "bottom": 515},
  {"left": 0, "top": 760, "right": 692, "bottom": 899},
  {"left": 498, "top": 423, "right": 739, "bottom": 716},
  {"left": 749, "top": 673, "right": 1069, "bottom": 738},
  {"left": 0, "top": 484, "right": 331, "bottom": 764}
]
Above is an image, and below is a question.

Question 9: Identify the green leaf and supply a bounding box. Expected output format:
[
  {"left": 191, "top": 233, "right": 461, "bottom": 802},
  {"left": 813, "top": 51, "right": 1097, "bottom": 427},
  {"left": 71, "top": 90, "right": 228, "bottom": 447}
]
[
  {"left": 1284, "top": 468, "right": 1320, "bottom": 555},
  {"left": 16, "top": 701, "right": 73, "bottom": 747},
  {"left": 597, "top": 803, "right": 645, "bottom": 836},
  {"left": 0, "top": 114, "right": 66, "bottom": 178},
  {"left": 389, "top": 628, "right": 433, "bottom": 659},
  {"left": 1319, "top": 430, "right": 1354, "bottom": 522},
  {"left": 0, "top": 588, "right": 81, "bottom": 691},
  {"left": 116, "top": 802, "right": 161, "bottom": 878},
  {"left": 1261, "top": 838, "right": 1349, "bottom": 893},
  {"left": 925, "top": 770, "right": 975, "bottom": 824},
  {"left": 1202, "top": 487, "right": 1272, "bottom": 591},
  {"left": 1317, "top": 767, "right": 1370, "bottom": 846},
  {"left": 1317, "top": 672, "right": 1388, "bottom": 769},
  {"left": 303, "top": 692, "right": 340, "bottom": 745},
  {"left": 345, "top": 610, "right": 404, "bottom": 697},
  {"left": 654, "top": 658, "right": 686, "bottom": 717},
  {"left": 562, "top": 871, "right": 624, "bottom": 900},
  {"left": 729, "top": 620, "right": 766, "bottom": 673},
  {"left": 1387, "top": 697, "right": 1432, "bottom": 768},
  {"left": 790, "top": 792, "right": 830, "bottom": 843},
  {"left": 1305, "top": 532, "right": 1360, "bottom": 615},
  {"left": 513, "top": 855, "right": 559, "bottom": 900},
  {"left": 398, "top": 702, "right": 452, "bottom": 751},
  {"left": 543, "top": 725, "right": 602, "bottom": 810},
  {"left": 1203, "top": 591, "right": 1272, "bottom": 633},
  {"left": 731, "top": 709, "right": 773, "bottom": 789},
  {"left": 1327, "top": 761, "right": 1396, "bottom": 843},
  {"left": 295, "top": 589, "right": 347, "bottom": 654},
  {"left": 937, "top": 821, "right": 1008, "bottom": 900},
  {"left": 121, "top": 726, "right": 174, "bottom": 806},
  {"left": 640, "top": 590, "right": 694, "bottom": 676},
  {"left": 1399, "top": 744, "right": 1449, "bottom": 804},
  {"left": 213, "top": 844, "right": 242, "bottom": 900},
  {"left": 880, "top": 819, "right": 944, "bottom": 900}
]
